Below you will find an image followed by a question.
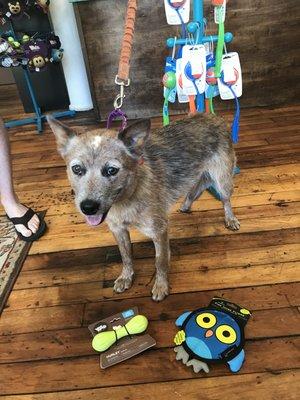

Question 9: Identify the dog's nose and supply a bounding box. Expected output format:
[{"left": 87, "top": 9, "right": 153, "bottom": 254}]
[{"left": 80, "top": 200, "right": 100, "bottom": 215}]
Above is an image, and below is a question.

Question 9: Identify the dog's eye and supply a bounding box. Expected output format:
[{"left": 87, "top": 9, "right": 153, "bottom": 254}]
[
  {"left": 102, "top": 166, "right": 119, "bottom": 177},
  {"left": 72, "top": 165, "right": 85, "bottom": 176}
]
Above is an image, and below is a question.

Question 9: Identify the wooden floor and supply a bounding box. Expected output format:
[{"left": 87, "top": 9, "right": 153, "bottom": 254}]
[{"left": 0, "top": 95, "right": 299, "bottom": 399}]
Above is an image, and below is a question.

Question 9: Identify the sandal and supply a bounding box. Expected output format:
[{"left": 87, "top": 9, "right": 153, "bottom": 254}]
[{"left": 6, "top": 206, "right": 47, "bottom": 242}]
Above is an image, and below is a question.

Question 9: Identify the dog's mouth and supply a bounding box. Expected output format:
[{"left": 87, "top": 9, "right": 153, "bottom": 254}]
[{"left": 85, "top": 211, "right": 108, "bottom": 226}]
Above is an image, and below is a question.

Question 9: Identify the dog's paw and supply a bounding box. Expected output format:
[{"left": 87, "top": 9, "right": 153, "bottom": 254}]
[
  {"left": 152, "top": 278, "right": 169, "bottom": 302},
  {"left": 225, "top": 216, "right": 240, "bottom": 231},
  {"left": 113, "top": 275, "right": 133, "bottom": 293},
  {"left": 179, "top": 205, "right": 192, "bottom": 214}
]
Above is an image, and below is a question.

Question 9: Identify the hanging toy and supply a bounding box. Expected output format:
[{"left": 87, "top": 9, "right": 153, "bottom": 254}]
[
  {"left": 24, "top": 39, "right": 49, "bottom": 72},
  {"left": 34, "top": 0, "right": 49, "bottom": 13},
  {"left": 174, "top": 298, "right": 251, "bottom": 374},
  {"left": 92, "top": 315, "right": 148, "bottom": 352},
  {"left": 162, "top": 71, "right": 176, "bottom": 126},
  {"left": 0, "top": 37, "right": 19, "bottom": 67},
  {"left": 45, "top": 33, "right": 63, "bottom": 63},
  {"left": 1, "top": 0, "right": 29, "bottom": 21}
]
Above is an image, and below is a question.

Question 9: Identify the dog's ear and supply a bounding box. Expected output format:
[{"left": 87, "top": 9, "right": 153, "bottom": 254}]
[
  {"left": 118, "top": 119, "right": 151, "bottom": 158},
  {"left": 47, "top": 115, "right": 76, "bottom": 157}
]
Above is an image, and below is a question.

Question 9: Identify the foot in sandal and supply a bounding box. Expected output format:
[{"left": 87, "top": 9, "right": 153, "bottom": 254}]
[{"left": 4, "top": 200, "right": 46, "bottom": 242}]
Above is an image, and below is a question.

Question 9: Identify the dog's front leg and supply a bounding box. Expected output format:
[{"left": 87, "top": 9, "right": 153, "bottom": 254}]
[
  {"left": 111, "top": 227, "right": 134, "bottom": 293},
  {"left": 152, "top": 229, "right": 170, "bottom": 301}
]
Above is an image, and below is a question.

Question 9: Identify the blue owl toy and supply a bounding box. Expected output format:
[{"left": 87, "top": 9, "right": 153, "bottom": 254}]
[{"left": 174, "top": 298, "right": 251, "bottom": 374}]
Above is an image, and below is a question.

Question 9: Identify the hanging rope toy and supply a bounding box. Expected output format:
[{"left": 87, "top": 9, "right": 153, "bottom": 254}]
[{"left": 107, "top": 0, "right": 137, "bottom": 131}]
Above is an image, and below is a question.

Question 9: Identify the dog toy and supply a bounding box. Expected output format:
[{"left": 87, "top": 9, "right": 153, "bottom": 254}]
[
  {"left": 162, "top": 71, "right": 176, "bottom": 126},
  {"left": 92, "top": 314, "right": 148, "bottom": 352},
  {"left": 174, "top": 298, "right": 251, "bottom": 373},
  {"left": 1, "top": 0, "right": 29, "bottom": 21},
  {"left": 23, "top": 39, "right": 49, "bottom": 71}
]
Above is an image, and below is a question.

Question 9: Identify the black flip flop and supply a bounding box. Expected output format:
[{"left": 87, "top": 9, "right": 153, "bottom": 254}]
[{"left": 6, "top": 207, "right": 47, "bottom": 242}]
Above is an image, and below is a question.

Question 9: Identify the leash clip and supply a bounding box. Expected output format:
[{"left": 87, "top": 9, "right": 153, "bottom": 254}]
[{"left": 114, "top": 75, "right": 130, "bottom": 109}]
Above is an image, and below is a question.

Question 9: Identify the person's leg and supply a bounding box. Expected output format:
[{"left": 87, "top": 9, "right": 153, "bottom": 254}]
[{"left": 0, "top": 118, "right": 40, "bottom": 237}]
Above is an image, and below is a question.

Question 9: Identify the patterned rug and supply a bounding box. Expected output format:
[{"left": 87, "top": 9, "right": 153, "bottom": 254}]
[{"left": 0, "top": 215, "right": 32, "bottom": 314}]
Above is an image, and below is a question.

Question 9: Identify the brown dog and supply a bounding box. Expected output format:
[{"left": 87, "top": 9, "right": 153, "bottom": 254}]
[{"left": 48, "top": 113, "right": 239, "bottom": 301}]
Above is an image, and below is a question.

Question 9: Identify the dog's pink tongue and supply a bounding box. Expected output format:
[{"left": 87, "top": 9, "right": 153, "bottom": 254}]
[{"left": 85, "top": 215, "right": 103, "bottom": 226}]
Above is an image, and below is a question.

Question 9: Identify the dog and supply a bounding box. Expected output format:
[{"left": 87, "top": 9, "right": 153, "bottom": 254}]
[{"left": 47, "top": 113, "right": 240, "bottom": 301}]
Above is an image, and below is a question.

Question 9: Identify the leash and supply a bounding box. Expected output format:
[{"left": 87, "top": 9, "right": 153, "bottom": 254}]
[{"left": 107, "top": 0, "right": 138, "bottom": 130}]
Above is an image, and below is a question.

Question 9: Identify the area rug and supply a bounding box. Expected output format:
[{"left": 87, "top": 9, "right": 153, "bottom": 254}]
[{"left": 0, "top": 215, "right": 32, "bottom": 315}]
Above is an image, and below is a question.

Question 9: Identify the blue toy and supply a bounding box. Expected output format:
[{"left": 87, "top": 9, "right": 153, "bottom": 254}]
[{"left": 174, "top": 298, "right": 251, "bottom": 373}]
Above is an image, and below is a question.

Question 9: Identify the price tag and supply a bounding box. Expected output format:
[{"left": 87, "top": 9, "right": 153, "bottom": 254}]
[
  {"left": 218, "top": 52, "right": 242, "bottom": 100},
  {"left": 181, "top": 45, "right": 206, "bottom": 95},
  {"left": 214, "top": 2, "right": 226, "bottom": 24},
  {"left": 164, "top": 0, "right": 190, "bottom": 25}
]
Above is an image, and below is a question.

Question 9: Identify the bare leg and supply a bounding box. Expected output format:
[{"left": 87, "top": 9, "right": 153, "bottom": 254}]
[
  {"left": 111, "top": 226, "right": 134, "bottom": 293},
  {"left": 180, "top": 174, "right": 211, "bottom": 213},
  {"left": 151, "top": 229, "right": 170, "bottom": 301},
  {"left": 0, "top": 118, "right": 40, "bottom": 237}
]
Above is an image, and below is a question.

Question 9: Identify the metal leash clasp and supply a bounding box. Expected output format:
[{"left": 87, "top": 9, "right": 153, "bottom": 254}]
[{"left": 113, "top": 75, "right": 130, "bottom": 110}]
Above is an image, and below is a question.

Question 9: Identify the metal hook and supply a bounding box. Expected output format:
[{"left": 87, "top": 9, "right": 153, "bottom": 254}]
[{"left": 114, "top": 84, "right": 125, "bottom": 109}]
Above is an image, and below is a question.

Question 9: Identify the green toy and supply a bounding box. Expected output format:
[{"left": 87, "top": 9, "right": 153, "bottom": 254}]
[
  {"left": 162, "top": 71, "right": 176, "bottom": 126},
  {"left": 92, "top": 314, "right": 148, "bottom": 352}
]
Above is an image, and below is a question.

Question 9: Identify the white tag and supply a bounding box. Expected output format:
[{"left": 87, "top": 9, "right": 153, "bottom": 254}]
[
  {"left": 218, "top": 52, "right": 242, "bottom": 100},
  {"left": 35, "top": 67, "right": 40, "bottom": 72},
  {"left": 181, "top": 45, "right": 206, "bottom": 95},
  {"left": 214, "top": 2, "right": 226, "bottom": 24},
  {"left": 6, "top": 12, "right": 11, "bottom": 17},
  {"left": 164, "top": 0, "right": 190, "bottom": 25},
  {"left": 176, "top": 58, "right": 189, "bottom": 103}
]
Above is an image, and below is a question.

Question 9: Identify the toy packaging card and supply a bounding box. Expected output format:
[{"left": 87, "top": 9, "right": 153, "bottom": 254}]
[{"left": 88, "top": 307, "right": 156, "bottom": 369}]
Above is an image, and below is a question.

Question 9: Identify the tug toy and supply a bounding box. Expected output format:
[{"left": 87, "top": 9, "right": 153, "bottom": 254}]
[
  {"left": 92, "top": 314, "right": 148, "bottom": 352},
  {"left": 162, "top": 71, "right": 176, "bottom": 126},
  {"left": 174, "top": 298, "right": 251, "bottom": 373}
]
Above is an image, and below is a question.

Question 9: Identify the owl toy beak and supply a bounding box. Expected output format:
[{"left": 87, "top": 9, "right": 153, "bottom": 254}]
[{"left": 205, "top": 329, "right": 214, "bottom": 338}]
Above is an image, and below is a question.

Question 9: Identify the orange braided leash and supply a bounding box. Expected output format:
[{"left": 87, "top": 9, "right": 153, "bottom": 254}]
[{"left": 117, "top": 0, "right": 138, "bottom": 82}]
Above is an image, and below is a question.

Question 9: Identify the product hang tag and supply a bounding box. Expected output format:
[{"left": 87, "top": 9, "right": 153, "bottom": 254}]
[
  {"left": 214, "top": 2, "right": 226, "bottom": 24},
  {"left": 181, "top": 45, "right": 206, "bottom": 96},
  {"left": 218, "top": 52, "right": 242, "bottom": 100},
  {"left": 164, "top": 0, "right": 190, "bottom": 25},
  {"left": 176, "top": 58, "right": 189, "bottom": 103}
]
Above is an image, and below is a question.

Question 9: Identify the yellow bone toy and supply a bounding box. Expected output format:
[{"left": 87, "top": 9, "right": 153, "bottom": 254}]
[{"left": 92, "top": 315, "right": 148, "bottom": 352}]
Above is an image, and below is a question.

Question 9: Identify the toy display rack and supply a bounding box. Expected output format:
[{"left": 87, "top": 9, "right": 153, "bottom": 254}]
[
  {"left": 166, "top": 0, "right": 233, "bottom": 113},
  {"left": 2, "top": 24, "right": 75, "bottom": 134}
]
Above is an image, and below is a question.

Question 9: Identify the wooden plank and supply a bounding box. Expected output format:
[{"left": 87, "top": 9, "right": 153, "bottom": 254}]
[
  {"left": 1, "top": 370, "right": 299, "bottom": 400},
  {"left": 29, "top": 202, "right": 300, "bottom": 254},
  {"left": 0, "top": 306, "right": 299, "bottom": 363},
  {"left": 0, "top": 337, "right": 298, "bottom": 395},
  {"left": 0, "top": 305, "right": 84, "bottom": 335},
  {"left": 14, "top": 243, "right": 300, "bottom": 289},
  {"left": 5, "top": 260, "right": 300, "bottom": 311},
  {"left": 21, "top": 227, "right": 299, "bottom": 273},
  {"left": 1, "top": 282, "right": 299, "bottom": 335}
]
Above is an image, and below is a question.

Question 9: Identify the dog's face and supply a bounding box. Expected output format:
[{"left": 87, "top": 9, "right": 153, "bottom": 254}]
[{"left": 47, "top": 116, "right": 150, "bottom": 226}]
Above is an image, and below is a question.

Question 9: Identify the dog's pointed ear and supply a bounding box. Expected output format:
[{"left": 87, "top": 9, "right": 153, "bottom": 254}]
[
  {"left": 118, "top": 119, "right": 151, "bottom": 158},
  {"left": 47, "top": 115, "right": 76, "bottom": 156}
]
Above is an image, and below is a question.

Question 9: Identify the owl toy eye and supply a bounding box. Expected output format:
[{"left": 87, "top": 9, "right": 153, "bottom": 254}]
[
  {"left": 216, "top": 325, "right": 237, "bottom": 344},
  {"left": 196, "top": 312, "right": 216, "bottom": 329}
]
